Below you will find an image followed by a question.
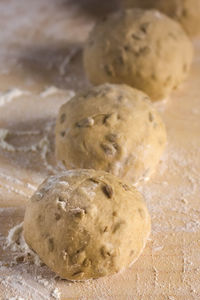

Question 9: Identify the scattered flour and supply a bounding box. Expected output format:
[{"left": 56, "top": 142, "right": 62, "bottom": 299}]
[
  {"left": 0, "top": 171, "right": 36, "bottom": 198},
  {"left": 0, "top": 1, "right": 199, "bottom": 297},
  {"left": 6, "top": 222, "right": 42, "bottom": 266},
  {"left": 51, "top": 288, "right": 61, "bottom": 300},
  {"left": 0, "top": 183, "right": 28, "bottom": 197},
  {"left": 40, "top": 86, "right": 64, "bottom": 98},
  {"left": 1, "top": 221, "right": 61, "bottom": 300},
  {"left": 59, "top": 48, "right": 80, "bottom": 76},
  {"left": 0, "top": 129, "right": 15, "bottom": 151},
  {"left": 0, "top": 128, "right": 56, "bottom": 184},
  {"left": 0, "top": 89, "right": 29, "bottom": 107},
  {"left": 0, "top": 88, "right": 75, "bottom": 195},
  {"left": 0, "top": 85, "right": 200, "bottom": 298},
  {"left": 40, "top": 86, "right": 75, "bottom": 99},
  {"left": 38, "top": 136, "right": 55, "bottom": 173}
]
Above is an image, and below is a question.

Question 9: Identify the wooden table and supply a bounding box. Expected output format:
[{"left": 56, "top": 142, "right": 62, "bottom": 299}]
[{"left": 0, "top": 0, "right": 200, "bottom": 299}]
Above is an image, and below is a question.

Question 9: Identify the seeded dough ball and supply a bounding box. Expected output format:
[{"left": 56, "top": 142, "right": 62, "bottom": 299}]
[
  {"left": 23, "top": 169, "right": 151, "bottom": 280},
  {"left": 122, "top": 0, "right": 200, "bottom": 36},
  {"left": 83, "top": 9, "right": 193, "bottom": 101},
  {"left": 55, "top": 84, "right": 167, "bottom": 184}
]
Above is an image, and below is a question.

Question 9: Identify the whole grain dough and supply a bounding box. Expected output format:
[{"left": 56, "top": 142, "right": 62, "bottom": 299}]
[
  {"left": 55, "top": 84, "right": 167, "bottom": 184},
  {"left": 23, "top": 169, "right": 151, "bottom": 280},
  {"left": 83, "top": 9, "right": 193, "bottom": 101},
  {"left": 123, "top": 0, "right": 200, "bottom": 36}
]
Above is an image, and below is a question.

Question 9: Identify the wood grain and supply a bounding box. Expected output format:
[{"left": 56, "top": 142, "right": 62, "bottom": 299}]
[{"left": 0, "top": 0, "right": 200, "bottom": 299}]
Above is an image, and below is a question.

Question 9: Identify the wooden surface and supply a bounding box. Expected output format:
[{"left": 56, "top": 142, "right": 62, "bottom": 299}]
[{"left": 0, "top": 0, "right": 200, "bottom": 299}]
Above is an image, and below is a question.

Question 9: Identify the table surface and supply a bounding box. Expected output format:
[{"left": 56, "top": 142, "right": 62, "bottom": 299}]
[{"left": 0, "top": 0, "right": 200, "bottom": 299}]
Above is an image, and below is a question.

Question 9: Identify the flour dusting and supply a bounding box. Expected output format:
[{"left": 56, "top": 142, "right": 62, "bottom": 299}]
[
  {"left": 40, "top": 86, "right": 75, "bottom": 99},
  {"left": 0, "top": 0, "right": 200, "bottom": 298},
  {"left": 59, "top": 48, "right": 80, "bottom": 76},
  {"left": 0, "top": 221, "right": 61, "bottom": 300},
  {"left": 0, "top": 89, "right": 29, "bottom": 107},
  {"left": 0, "top": 128, "right": 55, "bottom": 174},
  {"left": 6, "top": 222, "right": 42, "bottom": 266}
]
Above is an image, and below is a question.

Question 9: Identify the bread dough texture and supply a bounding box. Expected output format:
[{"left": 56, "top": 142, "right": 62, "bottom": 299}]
[
  {"left": 123, "top": 0, "right": 200, "bottom": 36},
  {"left": 55, "top": 84, "right": 167, "bottom": 184},
  {"left": 23, "top": 169, "right": 151, "bottom": 280},
  {"left": 83, "top": 9, "right": 193, "bottom": 101}
]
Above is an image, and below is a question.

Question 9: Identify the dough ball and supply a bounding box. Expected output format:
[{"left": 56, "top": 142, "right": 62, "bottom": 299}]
[
  {"left": 122, "top": 0, "right": 200, "bottom": 36},
  {"left": 83, "top": 9, "right": 193, "bottom": 101},
  {"left": 55, "top": 84, "right": 167, "bottom": 184},
  {"left": 23, "top": 169, "right": 151, "bottom": 280}
]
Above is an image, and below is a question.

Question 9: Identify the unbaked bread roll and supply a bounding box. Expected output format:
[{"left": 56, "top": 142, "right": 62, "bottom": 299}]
[
  {"left": 122, "top": 0, "right": 200, "bottom": 36},
  {"left": 83, "top": 9, "right": 193, "bottom": 101},
  {"left": 23, "top": 169, "right": 151, "bottom": 280},
  {"left": 55, "top": 84, "right": 167, "bottom": 184}
]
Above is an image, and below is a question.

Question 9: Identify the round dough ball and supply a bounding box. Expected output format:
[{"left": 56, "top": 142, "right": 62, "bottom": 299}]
[
  {"left": 23, "top": 169, "right": 151, "bottom": 280},
  {"left": 55, "top": 84, "right": 167, "bottom": 184},
  {"left": 83, "top": 9, "right": 193, "bottom": 101},
  {"left": 122, "top": 0, "right": 200, "bottom": 36}
]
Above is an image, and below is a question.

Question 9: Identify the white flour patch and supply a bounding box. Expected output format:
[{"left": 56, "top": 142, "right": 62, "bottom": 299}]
[
  {"left": 0, "top": 222, "right": 61, "bottom": 300},
  {"left": 40, "top": 86, "right": 75, "bottom": 100},
  {"left": 0, "top": 171, "right": 37, "bottom": 199},
  {"left": 0, "top": 89, "right": 29, "bottom": 107},
  {"left": 40, "top": 86, "right": 64, "bottom": 98},
  {"left": 6, "top": 222, "right": 42, "bottom": 266},
  {"left": 51, "top": 288, "right": 61, "bottom": 300}
]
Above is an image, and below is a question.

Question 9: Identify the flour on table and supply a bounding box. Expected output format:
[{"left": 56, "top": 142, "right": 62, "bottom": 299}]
[
  {"left": 0, "top": 89, "right": 75, "bottom": 199},
  {"left": 6, "top": 222, "right": 42, "bottom": 266},
  {"left": 0, "top": 221, "right": 61, "bottom": 300},
  {"left": 59, "top": 48, "right": 80, "bottom": 76},
  {"left": 0, "top": 128, "right": 55, "bottom": 174},
  {"left": 40, "top": 86, "right": 63, "bottom": 98},
  {"left": 0, "top": 129, "right": 15, "bottom": 151},
  {"left": 40, "top": 86, "right": 75, "bottom": 99},
  {"left": 51, "top": 288, "right": 61, "bottom": 300},
  {"left": 0, "top": 0, "right": 199, "bottom": 295},
  {"left": 0, "top": 89, "right": 29, "bottom": 107}
]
